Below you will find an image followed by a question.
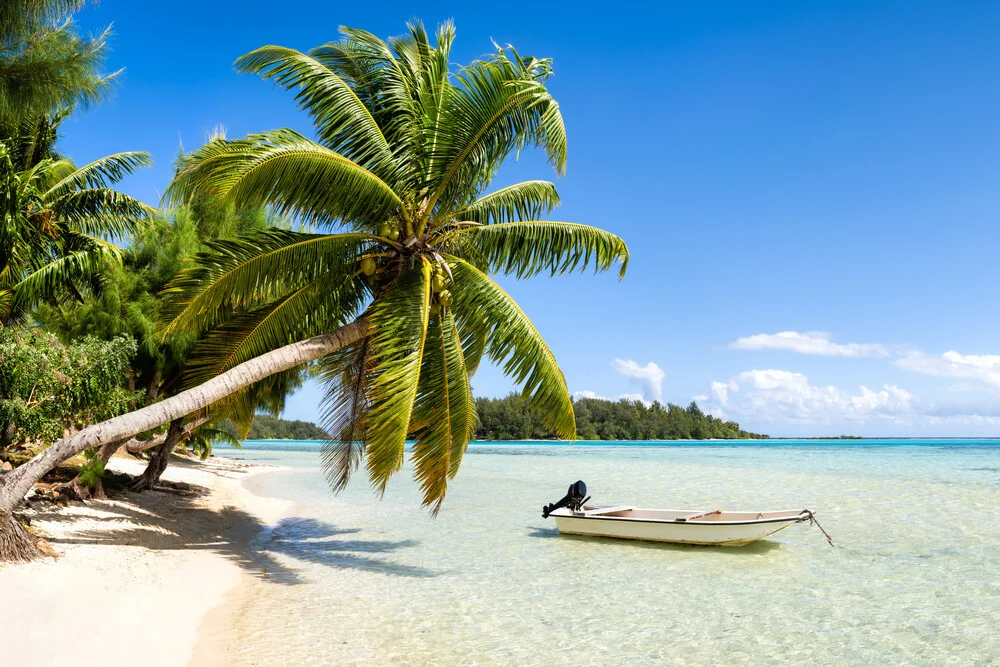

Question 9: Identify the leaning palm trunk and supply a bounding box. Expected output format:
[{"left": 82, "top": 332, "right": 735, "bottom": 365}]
[
  {"left": 125, "top": 416, "right": 210, "bottom": 454},
  {"left": 0, "top": 320, "right": 366, "bottom": 561},
  {"left": 129, "top": 419, "right": 185, "bottom": 491},
  {"left": 62, "top": 416, "right": 212, "bottom": 501}
]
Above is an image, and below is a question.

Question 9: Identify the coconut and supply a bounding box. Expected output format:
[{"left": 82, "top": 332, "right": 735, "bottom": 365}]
[{"left": 360, "top": 257, "right": 376, "bottom": 276}]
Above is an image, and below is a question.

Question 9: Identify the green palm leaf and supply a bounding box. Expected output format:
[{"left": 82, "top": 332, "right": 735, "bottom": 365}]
[
  {"left": 185, "top": 426, "right": 242, "bottom": 460},
  {"left": 311, "top": 28, "right": 418, "bottom": 152},
  {"left": 462, "top": 318, "right": 487, "bottom": 377},
  {"left": 212, "top": 370, "right": 306, "bottom": 437},
  {"left": 426, "top": 51, "right": 567, "bottom": 217},
  {"left": 182, "top": 278, "right": 367, "bottom": 388},
  {"left": 363, "top": 258, "right": 432, "bottom": 493},
  {"left": 451, "top": 180, "right": 559, "bottom": 225},
  {"left": 165, "top": 130, "right": 401, "bottom": 229},
  {"left": 447, "top": 221, "right": 629, "bottom": 279},
  {"left": 410, "top": 308, "right": 476, "bottom": 512},
  {"left": 161, "top": 229, "right": 377, "bottom": 337},
  {"left": 50, "top": 188, "right": 155, "bottom": 239},
  {"left": 42, "top": 152, "right": 153, "bottom": 200},
  {"left": 12, "top": 239, "right": 119, "bottom": 313},
  {"left": 318, "top": 338, "right": 373, "bottom": 492},
  {"left": 234, "top": 46, "right": 395, "bottom": 172},
  {"left": 448, "top": 257, "right": 575, "bottom": 439}
]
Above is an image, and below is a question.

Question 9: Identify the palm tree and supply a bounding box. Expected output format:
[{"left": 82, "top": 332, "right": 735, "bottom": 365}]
[
  {"left": 0, "top": 140, "right": 153, "bottom": 324},
  {"left": 0, "top": 21, "right": 628, "bottom": 559}
]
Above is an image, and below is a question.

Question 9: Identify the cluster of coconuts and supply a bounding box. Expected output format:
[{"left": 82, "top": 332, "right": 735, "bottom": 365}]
[
  {"left": 377, "top": 222, "right": 400, "bottom": 241},
  {"left": 358, "top": 222, "right": 401, "bottom": 278},
  {"left": 431, "top": 263, "right": 451, "bottom": 315}
]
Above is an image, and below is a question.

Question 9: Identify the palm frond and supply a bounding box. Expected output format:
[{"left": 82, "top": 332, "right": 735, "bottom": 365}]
[
  {"left": 311, "top": 28, "right": 417, "bottom": 152},
  {"left": 49, "top": 188, "right": 155, "bottom": 238},
  {"left": 425, "top": 50, "right": 567, "bottom": 217},
  {"left": 363, "top": 258, "right": 431, "bottom": 493},
  {"left": 450, "top": 180, "right": 559, "bottom": 225},
  {"left": 234, "top": 46, "right": 396, "bottom": 172},
  {"left": 11, "top": 240, "right": 119, "bottom": 314},
  {"left": 42, "top": 152, "right": 152, "bottom": 200},
  {"left": 409, "top": 308, "right": 476, "bottom": 513},
  {"left": 164, "top": 130, "right": 401, "bottom": 229},
  {"left": 161, "top": 229, "right": 377, "bottom": 337},
  {"left": 318, "top": 338, "right": 372, "bottom": 492},
  {"left": 446, "top": 221, "right": 629, "bottom": 279},
  {"left": 448, "top": 257, "right": 575, "bottom": 438},
  {"left": 182, "top": 278, "right": 367, "bottom": 388},
  {"left": 185, "top": 426, "right": 241, "bottom": 460},
  {"left": 462, "top": 320, "right": 487, "bottom": 378},
  {"left": 211, "top": 370, "right": 306, "bottom": 436}
]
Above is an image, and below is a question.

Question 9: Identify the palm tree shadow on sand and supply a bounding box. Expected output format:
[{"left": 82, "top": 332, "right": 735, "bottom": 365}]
[
  {"left": 526, "top": 526, "right": 785, "bottom": 555},
  {"left": 30, "top": 479, "right": 438, "bottom": 584},
  {"left": 255, "top": 516, "right": 440, "bottom": 580}
]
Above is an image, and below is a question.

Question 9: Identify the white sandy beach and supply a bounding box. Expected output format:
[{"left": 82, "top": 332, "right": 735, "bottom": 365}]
[{"left": 0, "top": 456, "right": 289, "bottom": 667}]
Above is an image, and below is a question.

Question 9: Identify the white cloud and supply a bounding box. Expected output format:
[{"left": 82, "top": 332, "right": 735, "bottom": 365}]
[
  {"left": 895, "top": 350, "right": 1000, "bottom": 389},
  {"left": 730, "top": 331, "right": 888, "bottom": 357},
  {"left": 711, "top": 381, "right": 732, "bottom": 405},
  {"left": 573, "top": 390, "right": 603, "bottom": 400},
  {"left": 612, "top": 359, "right": 665, "bottom": 403},
  {"left": 699, "top": 369, "right": 914, "bottom": 424}
]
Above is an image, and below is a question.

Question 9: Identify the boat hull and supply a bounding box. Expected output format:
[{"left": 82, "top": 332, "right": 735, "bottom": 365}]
[{"left": 551, "top": 509, "right": 809, "bottom": 546}]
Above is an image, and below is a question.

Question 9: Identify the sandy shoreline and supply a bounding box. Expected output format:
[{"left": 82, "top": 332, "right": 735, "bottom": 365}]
[{"left": 0, "top": 455, "right": 291, "bottom": 667}]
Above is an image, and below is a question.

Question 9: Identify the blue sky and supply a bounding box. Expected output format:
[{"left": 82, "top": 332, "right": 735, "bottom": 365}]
[{"left": 62, "top": 1, "right": 1000, "bottom": 436}]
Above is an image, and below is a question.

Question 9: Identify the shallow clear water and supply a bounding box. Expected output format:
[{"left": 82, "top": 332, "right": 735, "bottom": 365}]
[{"left": 216, "top": 440, "right": 1000, "bottom": 665}]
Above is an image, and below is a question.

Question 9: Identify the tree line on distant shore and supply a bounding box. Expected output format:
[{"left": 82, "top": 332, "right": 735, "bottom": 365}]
[
  {"left": 209, "top": 395, "right": 767, "bottom": 442},
  {"left": 223, "top": 415, "right": 328, "bottom": 440},
  {"left": 474, "top": 395, "right": 767, "bottom": 440}
]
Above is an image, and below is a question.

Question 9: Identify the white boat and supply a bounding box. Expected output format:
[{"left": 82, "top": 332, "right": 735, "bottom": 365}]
[{"left": 542, "top": 481, "right": 813, "bottom": 547}]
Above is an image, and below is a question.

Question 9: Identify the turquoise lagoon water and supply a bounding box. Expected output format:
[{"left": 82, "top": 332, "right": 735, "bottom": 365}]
[{"left": 214, "top": 440, "right": 1000, "bottom": 665}]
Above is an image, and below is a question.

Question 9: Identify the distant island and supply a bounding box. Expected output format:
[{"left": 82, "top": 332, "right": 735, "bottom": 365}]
[
  {"left": 230, "top": 415, "right": 330, "bottom": 440},
  {"left": 475, "top": 395, "right": 767, "bottom": 440},
  {"left": 233, "top": 396, "right": 766, "bottom": 441}
]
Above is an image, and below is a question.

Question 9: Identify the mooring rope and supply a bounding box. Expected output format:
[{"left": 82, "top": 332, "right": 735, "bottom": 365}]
[{"left": 804, "top": 509, "right": 838, "bottom": 548}]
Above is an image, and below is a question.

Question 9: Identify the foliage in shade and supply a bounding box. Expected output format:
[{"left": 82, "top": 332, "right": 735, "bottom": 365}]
[
  {"left": 36, "top": 188, "right": 308, "bottom": 456},
  {"left": 184, "top": 426, "right": 241, "bottom": 460},
  {"left": 163, "top": 21, "right": 629, "bottom": 512},
  {"left": 0, "top": 328, "right": 138, "bottom": 451},
  {"left": 76, "top": 449, "right": 105, "bottom": 488}
]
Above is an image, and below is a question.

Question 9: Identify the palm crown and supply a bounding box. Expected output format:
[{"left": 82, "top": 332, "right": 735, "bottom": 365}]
[
  {"left": 0, "top": 140, "right": 152, "bottom": 323},
  {"left": 164, "top": 21, "right": 629, "bottom": 511}
]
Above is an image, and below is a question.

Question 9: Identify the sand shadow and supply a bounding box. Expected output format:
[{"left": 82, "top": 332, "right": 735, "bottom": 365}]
[
  {"left": 526, "top": 526, "right": 785, "bottom": 554},
  {"left": 31, "top": 485, "right": 305, "bottom": 585},
  {"left": 30, "top": 475, "right": 435, "bottom": 583},
  {"left": 258, "top": 517, "right": 439, "bottom": 579}
]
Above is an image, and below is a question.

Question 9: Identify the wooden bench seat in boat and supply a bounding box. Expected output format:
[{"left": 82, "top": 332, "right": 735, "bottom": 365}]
[
  {"left": 582, "top": 505, "right": 634, "bottom": 516},
  {"left": 674, "top": 509, "right": 722, "bottom": 522}
]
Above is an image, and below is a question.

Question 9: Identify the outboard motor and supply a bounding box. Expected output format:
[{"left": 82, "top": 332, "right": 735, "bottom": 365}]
[{"left": 542, "top": 480, "right": 589, "bottom": 518}]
